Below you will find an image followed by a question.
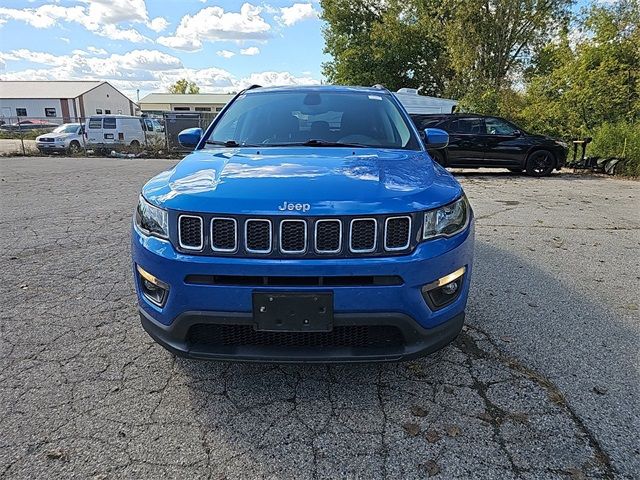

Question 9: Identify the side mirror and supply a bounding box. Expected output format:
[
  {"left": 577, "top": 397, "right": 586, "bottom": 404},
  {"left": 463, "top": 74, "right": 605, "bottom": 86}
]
[
  {"left": 178, "top": 127, "right": 203, "bottom": 149},
  {"left": 423, "top": 128, "right": 449, "bottom": 149},
  {"left": 513, "top": 129, "right": 522, "bottom": 137}
]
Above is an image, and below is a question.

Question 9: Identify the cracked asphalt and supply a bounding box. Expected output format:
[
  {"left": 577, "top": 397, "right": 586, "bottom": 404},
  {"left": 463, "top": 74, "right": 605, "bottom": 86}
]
[{"left": 1, "top": 157, "right": 638, "bottom": 479}]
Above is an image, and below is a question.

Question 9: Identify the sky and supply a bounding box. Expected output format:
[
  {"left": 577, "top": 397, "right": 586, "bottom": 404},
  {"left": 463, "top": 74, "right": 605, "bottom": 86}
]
[
  {"left": 0, "top": 0, "right": 328, "bottom": 100},
  {"left": 0, "top": 0, "right": 607, "bottom": 102}
]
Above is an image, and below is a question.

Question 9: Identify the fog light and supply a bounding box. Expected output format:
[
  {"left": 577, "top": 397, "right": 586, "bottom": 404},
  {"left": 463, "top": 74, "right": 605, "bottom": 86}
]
[
  {"left": 422, "top": 267, "right": 465, "bottom": 309},
  {"left": 441, "top": 281, "right": 459, "bottom": 295},
  {"left": 137, "top": 265, "right": 169, "bottom": 307}
]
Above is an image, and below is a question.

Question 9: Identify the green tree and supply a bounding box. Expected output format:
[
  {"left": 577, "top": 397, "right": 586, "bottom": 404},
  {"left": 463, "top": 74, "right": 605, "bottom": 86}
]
[
  {"left": 519, "top": 0, "right": 639, "bottom": 138},
  {"left": 168, "top": 79, "right": 200, "bottom": 94},
  {"left": 321, "top": 0, "right": 451, "bottom": 95}
]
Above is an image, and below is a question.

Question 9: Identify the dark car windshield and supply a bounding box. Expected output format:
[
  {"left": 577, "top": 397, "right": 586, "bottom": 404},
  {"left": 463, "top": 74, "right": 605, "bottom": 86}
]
[{"left": 206, "top": 90, "right": 420, "bottom": 150}]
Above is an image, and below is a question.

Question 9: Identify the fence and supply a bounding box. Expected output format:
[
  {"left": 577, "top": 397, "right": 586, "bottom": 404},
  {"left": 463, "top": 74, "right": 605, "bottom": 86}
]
[{"left": 0, "top": 112, "right": 219, "bottom": 156}]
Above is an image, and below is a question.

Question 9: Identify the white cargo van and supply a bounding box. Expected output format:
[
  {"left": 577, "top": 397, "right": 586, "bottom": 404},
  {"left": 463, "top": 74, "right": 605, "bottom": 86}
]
[{"left": 85, "top": 115, "right": 164, "bottom": 151}]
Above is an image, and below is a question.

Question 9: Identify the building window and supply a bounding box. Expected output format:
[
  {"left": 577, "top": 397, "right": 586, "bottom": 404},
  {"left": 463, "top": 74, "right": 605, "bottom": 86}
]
[
  {"left": 215, "top": 107, "right": 223, "bottom": 112},
  {"left": 117, "top": 109, "right": 123, "bottom": 114},
  {"left": 45, "top": 108, "right": 57, "bottom": 117},
  {"left": 173, "top": 106, "right": 191, "bottom": 111},
  {"left": 16, "top": 108, "right": 27, "bottom": 117},
  {"left": 105, "top": 109, "right": 111, "bottom": 114},
  {"left": 195, "top": 107, "right": 211, "bottom": 112},
  {"left": 96, "top": 109, "right": 103, "bottom": 114}
]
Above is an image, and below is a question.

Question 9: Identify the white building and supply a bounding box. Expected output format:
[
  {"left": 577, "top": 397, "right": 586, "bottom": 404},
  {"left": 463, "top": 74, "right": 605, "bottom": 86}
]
[
  {"left": 394, "top": 88, "right": 458, "bottom": 114},
  {"left": 138, "top": 93, "right": 236, "bottom": 115},
  {"left": 0, "top": 81, "right": 136, "bottom": 123}
]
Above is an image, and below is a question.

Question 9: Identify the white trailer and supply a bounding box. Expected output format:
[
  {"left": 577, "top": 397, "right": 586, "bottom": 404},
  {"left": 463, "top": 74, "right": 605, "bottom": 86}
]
[{"left": 393, "top": 88, "right": 458, "bottom": 114}]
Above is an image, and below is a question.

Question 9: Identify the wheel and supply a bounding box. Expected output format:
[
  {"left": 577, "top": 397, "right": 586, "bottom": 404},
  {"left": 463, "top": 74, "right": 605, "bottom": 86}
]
[
  {"left": 429, "top": 150, "right": 446, "bottom": 166},
  {"left": 130, "top": 140, "right": 141, "bottom": 152},
  {"left": 525, "top": 150, "right": 555, "bottom": 177},
  {"left": 68, "top": 140, "right": 81, "bottom": 154}
]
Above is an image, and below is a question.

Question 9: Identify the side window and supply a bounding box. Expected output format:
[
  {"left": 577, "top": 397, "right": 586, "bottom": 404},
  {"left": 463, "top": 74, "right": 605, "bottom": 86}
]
[
  {"left": 412, "top": 116, "right": 448, "bottom": 130},
  {"left": 16, "top": 108, "right": 27, "bottom": 117},
  {"left": 45, "top": 108, "right": 56, "bottom": 117},
  {"left": 450, "top": 117, "right": 483, "bottom": 134},
  {"left": 485, "top": 118, "right": 517, "bottom": 135},
  {"left": 88, "top": 117, "right": 102, "bottom": 129},
  {"left": 103, "top": 117, "right": 116, "bottom": 129},
  {"left": 144, "top": 119, "right": 154, "bottom": 131}
]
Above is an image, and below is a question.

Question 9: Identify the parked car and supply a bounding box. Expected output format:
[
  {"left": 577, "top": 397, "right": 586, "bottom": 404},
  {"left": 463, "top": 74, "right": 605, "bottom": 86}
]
[
  {"left": 85, "top": 115, "right": 163, "bottom": 151},
  {"left": 35, "top": 123, "right": 85, "bottom": 154},
  {"left": 410, "top": 113, "right": 568, "bottom": 176},
  {"left": 131, "top": 85, "right": 475, "bottom": 362},
  {"left": 0, "top": 119, "right": 59, "bottom": 131}
]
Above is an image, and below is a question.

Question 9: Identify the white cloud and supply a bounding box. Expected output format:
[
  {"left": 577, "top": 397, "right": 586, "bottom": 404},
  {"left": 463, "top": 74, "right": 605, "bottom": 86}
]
[
  {"left": 279, "top": 3, "right": 318, "bottom": 27},
  {"left": 0, "top": 1, "right": 164, "bottom": 42},
  {"left": 59, "top": 37, "right": 70, "bottom": 44},
  {"left": 157, "top": 3, "right": 271, "bottom": 51},
  {"left": 240, "top": 46, "right": 260, "bottom": 56},
  {"left": 149, "top": 16, "right": 169, "bottom": 32},
  {"left": 0, "top": 48, "right": 319, "bottom": 98},
  {"left": 87, "top": 46, "right": 108, "bottom": 55},
  {"left": 216, "top": 50, "right": 236, "bottom": 58}
]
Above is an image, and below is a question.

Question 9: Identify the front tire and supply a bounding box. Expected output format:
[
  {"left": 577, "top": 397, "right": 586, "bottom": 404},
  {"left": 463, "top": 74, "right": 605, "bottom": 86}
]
[
  {"left": 526, "top": 150, "right": 556, "bottom": 177},
  {"left": 68, "top": 140, "right": 81, "bottom": 155}
]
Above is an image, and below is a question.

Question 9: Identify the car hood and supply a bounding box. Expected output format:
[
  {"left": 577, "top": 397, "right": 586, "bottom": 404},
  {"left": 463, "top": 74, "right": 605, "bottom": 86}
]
[
  {"left": 36, "top": 132, "right": 70, "bottom": 140},
  {"left": 143, "top": 147, "right": 463, "bottom": 215}
]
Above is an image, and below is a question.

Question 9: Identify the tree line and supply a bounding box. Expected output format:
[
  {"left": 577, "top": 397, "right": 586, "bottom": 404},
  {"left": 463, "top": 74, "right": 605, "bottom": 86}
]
[{"left": 321, "top": 0, "right": 639, "bottom": 174}]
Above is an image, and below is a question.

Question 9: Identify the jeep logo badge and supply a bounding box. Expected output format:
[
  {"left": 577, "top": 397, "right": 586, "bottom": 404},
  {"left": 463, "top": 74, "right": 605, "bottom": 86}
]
[{"left": 278, "top": 201, "right": 310, "bottom": 212}]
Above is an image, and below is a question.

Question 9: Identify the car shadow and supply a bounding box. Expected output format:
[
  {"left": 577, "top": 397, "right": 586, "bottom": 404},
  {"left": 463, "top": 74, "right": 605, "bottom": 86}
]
[{"left": 172, "top": 240, "right": 636, "bottom": 476}]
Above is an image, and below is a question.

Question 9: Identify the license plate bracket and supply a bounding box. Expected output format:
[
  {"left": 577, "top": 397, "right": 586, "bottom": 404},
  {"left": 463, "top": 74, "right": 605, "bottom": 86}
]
[{"left": 253, "top": 292, "right": 333, "bottom": 332}]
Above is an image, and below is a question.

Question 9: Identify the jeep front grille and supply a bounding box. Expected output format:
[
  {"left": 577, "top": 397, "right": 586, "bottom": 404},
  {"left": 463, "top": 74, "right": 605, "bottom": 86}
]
[
  {"left": 245, "top": 219, "right": 272, "bottom": 253},
  {"left": 350, "top": 219, "right": 377, "bottom": 253},
  {"left": 173, "top": 214, "right": 419, "bottom": 257},
  {"left": 178, "top": 215, "right": 203, "bottom": 250},
  {"left": 385, "top": 216, "right": 411, "bottom": 251},
  {"left": 211, "top": 218, "right": 237, "bottom": 252}
]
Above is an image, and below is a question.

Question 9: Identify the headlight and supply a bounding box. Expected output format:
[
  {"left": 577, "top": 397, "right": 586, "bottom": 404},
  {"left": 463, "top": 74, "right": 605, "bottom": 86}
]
[
  {"left": 135, "top": 195, "right": 169, "bottom": 239},
  {"left": 556, "top": 140, "right": 568, "bottom": 149},
  {"left": 55, "top": 137, "right": 65, "bottom": 142},
  {"left": 423, "top": 195, "right": 470, "bottom": 240}
]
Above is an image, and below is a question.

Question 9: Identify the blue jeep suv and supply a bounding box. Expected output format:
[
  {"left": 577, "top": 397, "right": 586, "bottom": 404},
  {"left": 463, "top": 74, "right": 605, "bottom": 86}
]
[{"left": 132, "top": 85, "right": 474, "bottom": 362}]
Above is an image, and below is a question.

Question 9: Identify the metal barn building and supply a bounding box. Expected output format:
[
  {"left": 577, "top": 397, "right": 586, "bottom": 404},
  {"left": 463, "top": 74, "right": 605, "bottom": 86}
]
[{"left": 0, "top": 81, "right": 136, "bottom": 123}]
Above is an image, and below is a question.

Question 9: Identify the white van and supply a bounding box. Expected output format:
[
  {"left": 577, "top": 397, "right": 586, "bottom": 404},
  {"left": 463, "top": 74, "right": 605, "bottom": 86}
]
[{"left": 85, "top": 115, "right": 164, "bottom": 151}]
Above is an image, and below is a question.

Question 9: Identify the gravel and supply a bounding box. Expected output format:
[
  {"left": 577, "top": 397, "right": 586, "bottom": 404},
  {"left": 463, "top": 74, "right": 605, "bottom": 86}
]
[{"left": 1, "top": 157, "right": 638, "bottom": 479}]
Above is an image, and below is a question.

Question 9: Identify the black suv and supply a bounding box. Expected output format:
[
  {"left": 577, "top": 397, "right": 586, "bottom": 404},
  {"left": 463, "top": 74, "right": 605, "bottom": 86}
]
[{"left": 411, "top": 114, "right": 567, "bottom": 176}]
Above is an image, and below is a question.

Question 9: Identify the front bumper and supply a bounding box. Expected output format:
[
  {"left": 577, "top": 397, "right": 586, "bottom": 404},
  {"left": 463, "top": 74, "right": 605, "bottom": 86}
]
[
  {"left": 37, "top": 143, "right": 67, "bottom": 151},
  {"left": 140, "top": 308, "right": 465, "bottom": 363},
  {"left": 132, "top": 220, "right": 474, "bottom": 362}
]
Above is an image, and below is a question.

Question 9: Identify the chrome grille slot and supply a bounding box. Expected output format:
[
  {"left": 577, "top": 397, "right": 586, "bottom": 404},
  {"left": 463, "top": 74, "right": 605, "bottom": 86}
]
[
  {"left": 245, "top": 219, "right": 272, "bottom": 253},
  {"left": 315, "top": 219, "right": 342, "bottom": 253},
  {"left": 178, "top": 215, "right": 203, "bottom": 250},
  {"left": 384, "top": 216, "right": 411, "bottom": 251},
  {"left": 211, "top": 218, "right": 237, "bottom": 252},
  {"left": 350, "top": 218, "right": 377, "bottom": 253},
  {"left": 280, "top": 219, "right": 307, "bottom": 254}
]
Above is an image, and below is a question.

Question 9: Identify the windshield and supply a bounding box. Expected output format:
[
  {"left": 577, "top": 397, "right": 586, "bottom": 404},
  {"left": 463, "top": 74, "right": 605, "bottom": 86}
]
[
  {"left": 207, "top": 90, "right": 420, "bottom": 150},
  {"left": 53, "top": 124, "right": 79, "bottom": 134}
]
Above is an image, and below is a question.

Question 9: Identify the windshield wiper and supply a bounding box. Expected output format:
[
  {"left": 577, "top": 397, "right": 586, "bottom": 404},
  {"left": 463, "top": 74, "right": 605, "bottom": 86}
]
[
  {"left": 205, "top": 139, "right": 258, "bottom": 147},
  {"left": 267, "top": 139, "right": 371, "bottom": 148}
]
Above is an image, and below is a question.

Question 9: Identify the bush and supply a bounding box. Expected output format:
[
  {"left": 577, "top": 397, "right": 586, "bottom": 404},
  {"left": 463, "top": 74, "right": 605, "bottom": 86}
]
[{"left": 589, "top": 122, "right": 640, "bottom": 176}]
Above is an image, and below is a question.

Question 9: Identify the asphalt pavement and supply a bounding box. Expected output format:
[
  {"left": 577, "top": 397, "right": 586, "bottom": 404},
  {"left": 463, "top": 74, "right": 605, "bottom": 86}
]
[{"left": 1, "top": 157, "right": 638, "bottom": 479}]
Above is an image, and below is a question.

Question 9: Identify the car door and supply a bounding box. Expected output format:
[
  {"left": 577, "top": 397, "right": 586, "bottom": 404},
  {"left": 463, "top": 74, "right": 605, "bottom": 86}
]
[
  {"left": 483, "top": 117, "right": 528, "bottom": 167},
  {"left": 446, "top": 116, "right": 486, "bottom": 166}
]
